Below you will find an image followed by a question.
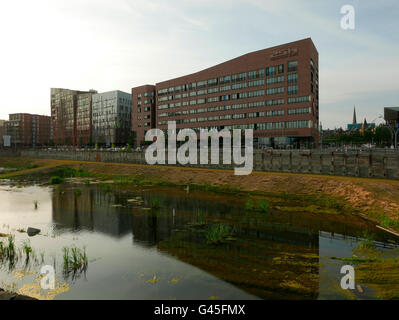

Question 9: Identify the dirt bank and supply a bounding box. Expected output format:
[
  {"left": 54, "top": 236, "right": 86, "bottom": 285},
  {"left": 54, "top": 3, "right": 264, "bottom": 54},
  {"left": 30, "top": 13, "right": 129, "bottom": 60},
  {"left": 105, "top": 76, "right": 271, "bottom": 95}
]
[{"left": 1, "top": 157, "right": 399, "bottom": 229}]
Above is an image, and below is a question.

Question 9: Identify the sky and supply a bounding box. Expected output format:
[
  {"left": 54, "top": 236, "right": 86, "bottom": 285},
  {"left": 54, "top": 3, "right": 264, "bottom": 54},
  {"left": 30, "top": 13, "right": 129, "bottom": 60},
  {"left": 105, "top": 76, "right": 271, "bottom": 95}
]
[{"left": 0, "top": 0, "right": 398, "bottom": 129}]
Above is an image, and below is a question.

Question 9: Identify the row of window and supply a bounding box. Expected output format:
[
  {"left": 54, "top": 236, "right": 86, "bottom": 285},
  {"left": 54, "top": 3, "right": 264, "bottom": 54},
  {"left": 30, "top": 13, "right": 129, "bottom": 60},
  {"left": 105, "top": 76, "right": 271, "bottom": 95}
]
[
  {"left": 157, "top": 120, "right": 311, "bottom": 130},
  {"left": 157, "top": 92, "right": 310, "bottom": 112},
  {"left": 156, "top": 75, "right": 295, "bottom": 103},
  {"left": 156, "top": 62, "right": 299, "bottom": 96}
]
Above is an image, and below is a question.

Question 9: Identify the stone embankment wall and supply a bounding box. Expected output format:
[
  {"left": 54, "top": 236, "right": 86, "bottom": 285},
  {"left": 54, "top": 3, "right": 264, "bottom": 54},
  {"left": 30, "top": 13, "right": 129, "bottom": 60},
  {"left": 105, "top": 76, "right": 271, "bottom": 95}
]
[{"left": 8, "top": 149, "right": 399, "bottom": 180}]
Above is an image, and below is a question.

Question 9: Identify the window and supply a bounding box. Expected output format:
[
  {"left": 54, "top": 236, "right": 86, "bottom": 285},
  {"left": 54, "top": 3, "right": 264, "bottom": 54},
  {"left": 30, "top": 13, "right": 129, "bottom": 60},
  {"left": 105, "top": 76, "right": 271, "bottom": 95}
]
[
  {"left": 220, "top": 85, "right": 231, "bottom": 92},
  {"left": 207, "top": 78, "right": 218, "bottom": 86},
  {"left": 266, "top": 76, "right": 285, "bottom": 85},
  {"left": 248, "top": 90, "right": 265, "bottom": 98},
  {"left": 288, "top": 96, "right": 310, "bottom": 104},
  {"left": 266, "top": 87, "right": 284, "bottom": 95},
  {"left": 266, "top": 67, "right": 276, "bottom": 76},
  {"left": 248, "top": 79, "right": 265, "bottom": 87},
  {"left": 266, "top": 99, "right": 284, "bottom": 106},
  {"left": 248, "top": 70, "right": 257, "bottom": 80},
  {"left": 288, "top": 73, "right": 298, "bottom": 84},
  {"left": 207, "top": 96, "right": 219, "bottom": 103},
  {"left": 288, "top": 85, "right": 298, "bottom": 95},
  {"left": 219, "top": 75, "right": 231, "bottom": 84},
  {"left": 197, "top": 80, "right": 207, "bottom": 88},
  {"left": 207, "top": 87, "right": 219, "bottom": 94},
  {"left": 288, "top": 60, "right": 298, "bottom": 72},
  {"left": 232, "top": 82, "right": 247, "bottom": 90}
]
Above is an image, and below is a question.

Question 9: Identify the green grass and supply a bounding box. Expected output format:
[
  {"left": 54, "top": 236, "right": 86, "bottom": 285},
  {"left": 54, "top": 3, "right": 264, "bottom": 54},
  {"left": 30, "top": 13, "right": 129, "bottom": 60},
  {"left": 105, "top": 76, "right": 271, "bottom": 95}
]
[
  {"left": 245, "top": 198, "right": 270, "bottom": 213},
  {"left": 205, "top": 224, "right": 232, "bottom": 244},
  {"left": 149, "top": 197, "right": 160, "bottom": 209},
  {"left": 22, "top": 240, "right": 33, "bottom": 261},
  {"left": 62, "top": 246, "right": 88, "bottom": 274},
  {"left": 50, "top": 176, "right": 64, "bottom": 185},
  {"left": 358, "top": 231, "right": 375, "bottom": 249},
  {"left": 0, "top": 236, "right": 16, "bottom": 264}
]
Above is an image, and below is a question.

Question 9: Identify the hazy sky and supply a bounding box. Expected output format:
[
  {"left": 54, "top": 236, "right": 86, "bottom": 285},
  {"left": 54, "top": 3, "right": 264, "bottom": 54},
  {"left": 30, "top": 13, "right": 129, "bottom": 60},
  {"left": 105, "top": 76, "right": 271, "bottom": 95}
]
[{"left": 0, "top": 0, "right": 398, "bottom": 129}]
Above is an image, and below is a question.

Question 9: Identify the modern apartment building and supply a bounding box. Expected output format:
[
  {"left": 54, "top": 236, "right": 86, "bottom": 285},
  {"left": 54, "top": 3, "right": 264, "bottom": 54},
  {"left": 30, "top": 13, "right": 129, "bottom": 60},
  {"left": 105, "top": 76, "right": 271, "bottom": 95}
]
[
  {"left": 32, "top": 115, "right": 52, "bottom": 146},
  {"left": 92, "top": 90, "right": 132, "bottom": 146},
  {"left": 131, "top": 38, "right": 319, "bottom": 148},
  {"left": 51, "top": 88, "right": 97, "bottom": 146},
  {"left": 131, "top": 85, "right": 156, "bottom": 146},
  {"left": 5, "top": 113, "right": 51, "bottom": 147},
  {"left": 0, "top": 120, "right": 7, "bottom": 147}
]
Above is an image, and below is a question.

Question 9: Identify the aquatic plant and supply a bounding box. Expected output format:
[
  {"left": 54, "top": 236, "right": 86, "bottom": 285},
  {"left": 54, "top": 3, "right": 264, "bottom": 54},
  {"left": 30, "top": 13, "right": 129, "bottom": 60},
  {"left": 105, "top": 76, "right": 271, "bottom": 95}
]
[
  {"left": 62, "top": 246, "right": 88, "bottom": 274},
  {"left": 103, "top": 184, "right": 111, "bottom": 193},
  {"left": 245, "top": 198, "right": 269, "bottom": 213},
  {"left": 0, "top": 236, "right": 16, "bottom": 264},
  {"left": 50, "top": 176, "right": 64, "bottom": 185},
  {"left": 358, "top": 231, "right": 374, "bottom": 249},
  {"left": 149, "top": 197, "right": 160, "bottom": 209},
  {"left": 22, "top": 240, "right": 33, "bottom": 261},
  {"left": 257, "top": 199, "right": 269, "bottom": 212},
  {"left": 205, "top": 224, "right": 231, "bottom": 244},
  {"left": 245, "top": 199, "right": 255, "bottom": 211}
]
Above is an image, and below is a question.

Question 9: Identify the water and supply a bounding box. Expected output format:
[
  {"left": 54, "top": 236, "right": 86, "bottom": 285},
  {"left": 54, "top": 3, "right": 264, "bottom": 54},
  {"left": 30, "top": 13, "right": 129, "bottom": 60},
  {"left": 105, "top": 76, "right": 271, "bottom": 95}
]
[{"left": 0, "top": 182, "right": 398, "bottom": 300}]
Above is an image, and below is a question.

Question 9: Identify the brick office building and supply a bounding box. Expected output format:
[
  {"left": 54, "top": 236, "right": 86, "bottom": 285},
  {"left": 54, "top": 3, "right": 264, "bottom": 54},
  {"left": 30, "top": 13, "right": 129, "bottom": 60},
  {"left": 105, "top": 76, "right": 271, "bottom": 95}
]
[
  {"left": 131, "top": 85, "right": 156, "bottom": 146},
  {"left": 131, "top": 38, "right": 319, "bottom": 148},
  {"left": 5, "top": 113, "right": 51, "bottom": 147},
  {"left": 51, "top": 88, "right": 97, "bottom": 146},
  {"left": 32, "top": 114, "right": 52, "bottom": 146}
]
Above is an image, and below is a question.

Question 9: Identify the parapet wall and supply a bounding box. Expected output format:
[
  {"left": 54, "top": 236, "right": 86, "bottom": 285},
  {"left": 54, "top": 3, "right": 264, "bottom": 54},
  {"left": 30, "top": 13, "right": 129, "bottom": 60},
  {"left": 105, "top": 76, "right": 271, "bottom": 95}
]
[{"left": 11, "top": 149, "right": 399, "bottom": 180}]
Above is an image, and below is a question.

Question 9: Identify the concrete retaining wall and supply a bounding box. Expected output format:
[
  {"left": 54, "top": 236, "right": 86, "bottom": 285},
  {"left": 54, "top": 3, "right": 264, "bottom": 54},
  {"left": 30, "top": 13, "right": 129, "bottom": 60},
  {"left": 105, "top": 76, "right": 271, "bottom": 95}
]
[{"left": 14, "top": 149, "right": 399, "bottom": 180}]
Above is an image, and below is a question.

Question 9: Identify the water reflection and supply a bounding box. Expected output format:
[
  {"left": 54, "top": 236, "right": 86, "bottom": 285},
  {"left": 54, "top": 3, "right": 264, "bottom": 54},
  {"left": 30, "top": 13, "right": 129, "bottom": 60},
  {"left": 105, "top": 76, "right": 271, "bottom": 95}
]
[{"left": 50, "top": 184, "right": 399, "bottom": 299}]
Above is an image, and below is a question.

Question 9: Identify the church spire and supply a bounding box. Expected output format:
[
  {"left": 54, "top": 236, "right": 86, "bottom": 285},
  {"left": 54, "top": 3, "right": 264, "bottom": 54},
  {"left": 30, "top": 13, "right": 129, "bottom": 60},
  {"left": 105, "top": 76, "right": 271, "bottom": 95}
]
[{"left": 353, "top": 105, "right": 357, "bottom": 124}]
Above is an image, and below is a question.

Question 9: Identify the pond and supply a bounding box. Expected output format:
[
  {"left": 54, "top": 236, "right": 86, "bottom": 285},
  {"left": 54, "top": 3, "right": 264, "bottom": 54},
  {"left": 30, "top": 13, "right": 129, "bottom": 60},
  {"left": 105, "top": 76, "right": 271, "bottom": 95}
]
[{"left": 0, "top": 181, "right": 398, "bottom": 300}]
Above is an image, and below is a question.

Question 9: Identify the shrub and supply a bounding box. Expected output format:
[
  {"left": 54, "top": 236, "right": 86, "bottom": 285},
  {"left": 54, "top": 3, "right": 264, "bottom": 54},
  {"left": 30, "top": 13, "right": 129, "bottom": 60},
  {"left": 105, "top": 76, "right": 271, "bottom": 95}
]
[{"left": 50, "top": 176, "right": 64, "bottom": 185}]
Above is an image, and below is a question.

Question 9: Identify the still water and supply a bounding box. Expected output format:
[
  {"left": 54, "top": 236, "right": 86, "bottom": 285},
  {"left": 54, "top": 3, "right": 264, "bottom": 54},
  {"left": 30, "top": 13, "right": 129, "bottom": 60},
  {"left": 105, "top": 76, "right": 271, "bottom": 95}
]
[{"left": 0, "top": 182, "right": 398, "bottom": 300}]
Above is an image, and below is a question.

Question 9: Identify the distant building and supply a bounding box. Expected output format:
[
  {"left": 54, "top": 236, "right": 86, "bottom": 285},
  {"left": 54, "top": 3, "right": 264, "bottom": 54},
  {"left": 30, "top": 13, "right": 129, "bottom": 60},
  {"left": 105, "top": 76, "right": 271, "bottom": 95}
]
[
  {"left": 384, "top": 107, "right": 399, "bottom": 127},
  {"left": 32, "top": 115, "right": 51, "bottom": 146},
  {"left": 347, "top": 107, "right": 375, "bottom": 131},
  {"left": 92, "top": 91, "right": 132, "bottom": 146},
  {"left": 0, "top": 120, "right": 6, "bottom": 147},
  {"left": 51, "top": 88, "right": 97, "bottom": 146},
  {"left": 5, "top": 113, "right": 51, "bottom": 147}
]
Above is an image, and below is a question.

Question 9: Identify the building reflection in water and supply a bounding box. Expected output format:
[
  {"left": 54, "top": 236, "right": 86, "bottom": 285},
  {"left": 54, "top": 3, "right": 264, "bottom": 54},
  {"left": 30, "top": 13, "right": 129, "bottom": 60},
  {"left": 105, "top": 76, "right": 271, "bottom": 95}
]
[{"left": 51, "top": 185, "right": 397, "bottom": 299}]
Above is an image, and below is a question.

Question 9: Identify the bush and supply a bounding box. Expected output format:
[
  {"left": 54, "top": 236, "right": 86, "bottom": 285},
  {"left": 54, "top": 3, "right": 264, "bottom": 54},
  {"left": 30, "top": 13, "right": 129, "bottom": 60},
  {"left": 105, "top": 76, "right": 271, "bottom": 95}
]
[{"left": 50, "top": 176, "right": 64, "bottom": 185}]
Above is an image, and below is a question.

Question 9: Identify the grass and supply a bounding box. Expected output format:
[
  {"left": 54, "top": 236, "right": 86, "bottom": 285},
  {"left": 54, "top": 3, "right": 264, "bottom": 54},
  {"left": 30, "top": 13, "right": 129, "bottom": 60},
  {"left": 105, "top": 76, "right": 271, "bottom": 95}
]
[
  {"left": 62, "top": 246, "right": 88, "bottom": 275},
  {"left": 0, "top": 236, "right": 16, "bottom": 264},
  {"left": 149, "top": 197, "right": 160, "bottom": 209},
  {"left": 22, "top": 240, "right": 33, "bottom": 261},
  {"left": 205, "top": 224, "right": 232, "bottom": 244},
  {"left": 50, "top": 176, "right": 64, "bottom": 185},
  {"left": 245, "top": 198, "right": 270, "bottom": 213},
  {"left": 358, "top": 231, "right": 375, "bottom": 249}
]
